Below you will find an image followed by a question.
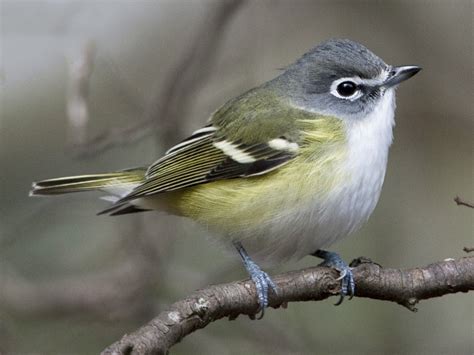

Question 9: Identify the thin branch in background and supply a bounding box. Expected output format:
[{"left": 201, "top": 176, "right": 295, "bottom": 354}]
[
  {"left": 454, "top": 196, "right": 474, "bottom": 209},
  {"left": 146, "top": 0, "right": 248, "bottom": 149},
  {"left": 70, "top": 0, "right": 247, "bottom": 158},
  {"left": 463, "top": 247, "right": 474, "bottom": 253},
  {"left": 14, "top": 0, "right": 249, "bottom": 325},
  {"left": 102, "top": 256, "right": 474, "bottom": 355},
  {"left": 66, "top": 40, "right": 96, "bottom": 147},
  {"left": 0, "top": 260, "right": 154, "bottom": 320},
  {"left": 13, "top": 0, "right": 248, "bottom": 324}
]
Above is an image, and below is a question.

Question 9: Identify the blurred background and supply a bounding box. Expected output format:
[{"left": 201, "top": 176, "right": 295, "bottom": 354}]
[{"left": 1, "top": 0, "right": 472, "bottom": 354}]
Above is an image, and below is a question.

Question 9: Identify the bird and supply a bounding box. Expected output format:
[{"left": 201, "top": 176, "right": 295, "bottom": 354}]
[{"left": 30, "top": 38, "right": 421, "bottom": 317}]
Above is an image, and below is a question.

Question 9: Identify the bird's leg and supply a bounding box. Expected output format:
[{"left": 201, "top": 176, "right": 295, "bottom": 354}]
[
  {"left": 234, "top": 241, "right": 277, "bottom": 319},
  {"left": 312, "top": 249, "right": 355, "bottom": 305}
]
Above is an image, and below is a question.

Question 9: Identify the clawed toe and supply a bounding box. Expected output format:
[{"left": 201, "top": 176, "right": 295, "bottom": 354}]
[
  {"left": 250, "top": 269, "right": 278, "bottom": 319},
  {"left": 235, "top": 241, "right": 278, "bottom": 318},
  {"left": 335, "top": 266, "right": 355, "bottom": 305},
  {"left": 312, "top": 249, "right": 356, "bottom": 305}
]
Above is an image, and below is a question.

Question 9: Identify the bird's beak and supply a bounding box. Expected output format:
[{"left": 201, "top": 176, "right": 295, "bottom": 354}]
[{"left": 382, "top": 65, "right": 422, "bottom": 88}]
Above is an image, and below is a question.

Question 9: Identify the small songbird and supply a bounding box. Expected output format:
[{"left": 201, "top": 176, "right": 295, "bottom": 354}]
[{"left": 31, "top": 39, "right": 421, "bottom": 316}]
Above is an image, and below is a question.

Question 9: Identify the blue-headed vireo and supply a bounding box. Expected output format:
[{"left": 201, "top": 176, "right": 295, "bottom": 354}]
[{"left": 31, "top": 39, "right": 421, "bottom": 316}]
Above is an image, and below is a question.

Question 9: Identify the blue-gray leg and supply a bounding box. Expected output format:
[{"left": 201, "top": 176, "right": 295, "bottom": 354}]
[
  {"left": 312, "top": 250, "right": 355, "bottom": 305},
  {"left": 234, "top": 241, "right": 277, "bottom": 319}
]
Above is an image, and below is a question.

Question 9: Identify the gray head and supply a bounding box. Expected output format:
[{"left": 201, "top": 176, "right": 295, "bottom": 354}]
[{"left": 271, "top": 39, "right": 420, "bottom": 120}]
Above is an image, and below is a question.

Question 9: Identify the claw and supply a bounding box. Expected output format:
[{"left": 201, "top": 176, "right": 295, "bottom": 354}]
[
  {"left": 334, "top": 294, "right": 344, "bottom": 306},
  {"left": 336, "top": 268, "right": 347, "bottom": 280},
  {"left": 234, "top": 242, "right": 278, "bottom": 318},
  {"left": 313, "top": 249, "right": 355, "bottom": 305}
]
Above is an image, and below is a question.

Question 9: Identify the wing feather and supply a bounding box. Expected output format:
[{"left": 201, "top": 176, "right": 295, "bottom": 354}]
[
  {"left": 109, "top": 88, "right": 309, "bottom": 208},
  {"left": 114, "top": 132, "right": 297, "bottom": 205}
]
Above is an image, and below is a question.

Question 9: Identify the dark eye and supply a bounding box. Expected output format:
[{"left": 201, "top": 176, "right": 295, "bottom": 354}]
[{"left": 336, "top": 81, "right": 358, "bottom": 97}]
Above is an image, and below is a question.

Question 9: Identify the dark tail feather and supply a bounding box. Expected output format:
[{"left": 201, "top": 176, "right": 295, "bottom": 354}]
[
  {"left": 30, "top": 168, "right": 146, "bottom": 196},
  {"left": 107, "top": 205, "right": 151, "bottom": 216}
]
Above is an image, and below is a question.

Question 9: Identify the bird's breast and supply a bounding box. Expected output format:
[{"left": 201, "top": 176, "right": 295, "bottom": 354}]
[{"left": 147, "top": 91, "right": 396, "bottom": 264}]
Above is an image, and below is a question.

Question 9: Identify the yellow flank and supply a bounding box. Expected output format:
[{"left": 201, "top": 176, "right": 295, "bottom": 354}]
[{"left": 164, "top": 116, "right": 347, "bottom": 233}]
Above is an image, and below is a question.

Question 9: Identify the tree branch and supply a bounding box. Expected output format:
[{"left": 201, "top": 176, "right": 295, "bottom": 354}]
[
  {"left": 454, "top": 196, "right": 474, "bottom": 209},
  {"left": 66, "top": 40, "right": 96, "bottom": 147},
  {"left": 102, "top": 256, "right": 474, "bottom": 355},
  {"left": 70, "top": 0, "right": 247, "bottom": 157}
]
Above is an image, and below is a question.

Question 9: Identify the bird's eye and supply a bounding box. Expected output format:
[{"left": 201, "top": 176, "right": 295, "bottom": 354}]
[
  {"left": 330, "top": 78, "right": 363, "bottom": 101},
  {"left": 336, "top": 81, "right": 358, "bottom": 97}
]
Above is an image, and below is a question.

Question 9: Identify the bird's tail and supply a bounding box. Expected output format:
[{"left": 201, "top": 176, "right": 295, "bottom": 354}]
[{"left": 30, "top": 168, "right": 146, "bottom": 196}]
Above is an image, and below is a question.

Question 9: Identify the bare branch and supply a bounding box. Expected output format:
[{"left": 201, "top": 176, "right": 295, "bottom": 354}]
[
  {"left": 102, "top": 256, "right": 474, "bottom": 355},
  {"left": 145, "top": 0, "right": 248, "bottom": 148},
  {"left": 72, "top": 0, "right": 247, "bottom": 157},
  {"left": 66, "top": 40, "right": 96, "bottom": 147},
  {"left": 454, "top": 196, "right": 474, "bottom": 209}
]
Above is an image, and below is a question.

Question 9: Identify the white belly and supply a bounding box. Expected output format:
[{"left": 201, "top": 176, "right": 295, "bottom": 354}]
[
  {"left": 137, "top": 90, "right": 396, "bottom": 265},
  {"left": 240, "top": 90, "right": 396, "bottom": 264}
]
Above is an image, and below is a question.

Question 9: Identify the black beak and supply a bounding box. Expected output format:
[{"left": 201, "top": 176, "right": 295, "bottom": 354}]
[{"left": 383, "top": 65, "right": 422, "bottom": 88}]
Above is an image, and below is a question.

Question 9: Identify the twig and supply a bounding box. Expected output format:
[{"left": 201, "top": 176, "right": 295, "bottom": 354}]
[
  {"left": 146, "top": 0, "right": 248, "bottom": 148},
  {"left": 102, "top": 256, "right": 474, "bottom": 355},
  {"left": 66, "top": 40, "right": 96, "bottom": 147},
  {"left": 454, "top": 196, "right": 474, "bottom": 208},
  {"left": 71, "top": 0, "right": 247, "bottom": 157},
  {"left": 463, "top": 247, "right": 474, "bottom": 253}
]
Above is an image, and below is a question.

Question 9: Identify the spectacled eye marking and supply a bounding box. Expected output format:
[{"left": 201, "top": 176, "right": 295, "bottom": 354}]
[
  {"left": 336, "top": 81, "right": 358, "bottom": 97},
  {"left": 330, "top": 78, "right": 363, "bottom": 101}
]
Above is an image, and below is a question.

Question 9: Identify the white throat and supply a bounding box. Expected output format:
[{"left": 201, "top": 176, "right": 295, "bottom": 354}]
[
  {"left": 345, "top": 89, "right": 396, "bottom": 171},
  {"left": 335, "top": 88, "right": 396, "bottom": 235}
]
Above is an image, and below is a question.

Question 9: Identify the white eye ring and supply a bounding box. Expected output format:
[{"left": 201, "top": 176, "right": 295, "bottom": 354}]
[{"left": 330, "top": 77, "right": 363, "bottom": 101}]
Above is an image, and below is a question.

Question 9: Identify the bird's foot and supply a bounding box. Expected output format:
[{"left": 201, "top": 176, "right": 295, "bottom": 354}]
[
  {"left": 234, "top": 242, "right": 277, "bottom": 319},
  {"left": 312, "top": 249, "right": 355, "bottom": 305},
  {"left": 349, "top": 256, "right": 382, "bottom": 268}
]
